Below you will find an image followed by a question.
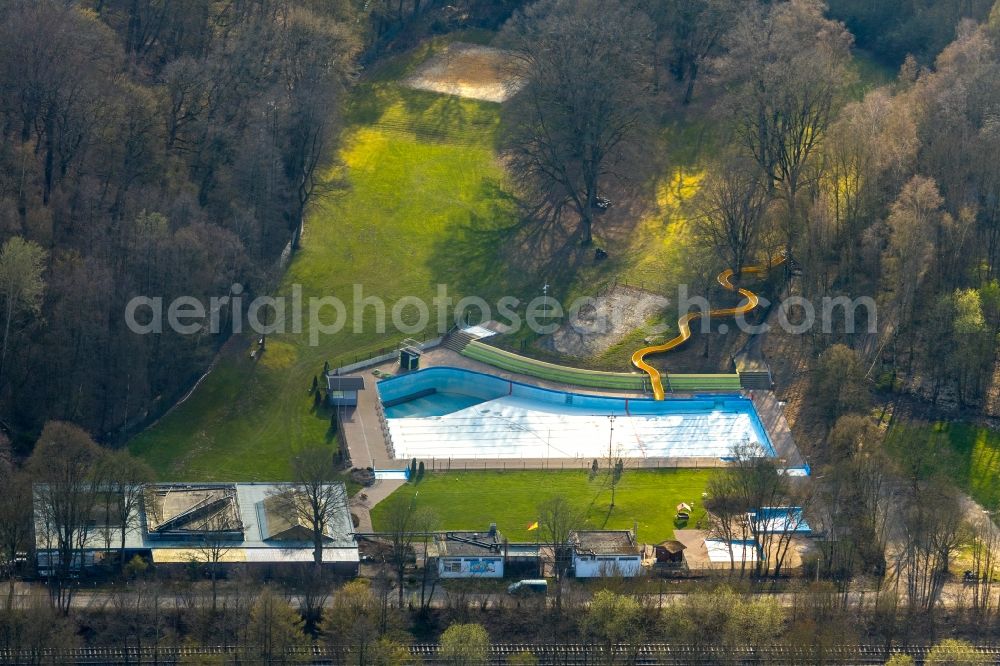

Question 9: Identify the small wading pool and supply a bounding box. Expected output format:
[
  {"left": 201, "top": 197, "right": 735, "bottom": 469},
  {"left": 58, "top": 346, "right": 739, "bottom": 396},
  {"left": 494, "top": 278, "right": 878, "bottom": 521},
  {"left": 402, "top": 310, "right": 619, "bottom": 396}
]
[{"left": 377, "top": 367, "right": 778, "bottom": 462}]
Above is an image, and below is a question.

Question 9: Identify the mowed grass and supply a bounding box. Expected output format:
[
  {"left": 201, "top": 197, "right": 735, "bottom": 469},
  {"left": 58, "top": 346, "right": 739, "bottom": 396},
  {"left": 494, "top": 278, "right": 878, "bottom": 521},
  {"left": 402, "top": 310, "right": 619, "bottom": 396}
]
[
  {"left": 371, "top": 469, "right": 712, "bottom": 543},
  {"left": 129, "top": 45, "right": 522, "bottom": 480},
  {"left": 885, "top": 420, "right": 1000, "bottom": 510},
  {"left": 127, "top": 37, "right": 896, "bottom": 482}
]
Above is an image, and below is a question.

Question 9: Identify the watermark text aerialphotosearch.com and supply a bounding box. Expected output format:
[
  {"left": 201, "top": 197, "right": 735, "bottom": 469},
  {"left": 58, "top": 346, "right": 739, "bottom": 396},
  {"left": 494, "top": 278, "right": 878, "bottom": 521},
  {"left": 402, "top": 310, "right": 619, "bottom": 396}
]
[{"left": 125, "top": 283, "right": 877, "bottom": 345}]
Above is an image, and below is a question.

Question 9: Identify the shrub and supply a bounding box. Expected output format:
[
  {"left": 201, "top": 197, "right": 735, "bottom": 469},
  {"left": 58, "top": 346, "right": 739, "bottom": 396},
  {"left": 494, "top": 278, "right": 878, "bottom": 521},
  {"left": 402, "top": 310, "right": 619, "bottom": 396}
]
[{"left": 925, "top": 639, "right": 988, "bottom": 665}]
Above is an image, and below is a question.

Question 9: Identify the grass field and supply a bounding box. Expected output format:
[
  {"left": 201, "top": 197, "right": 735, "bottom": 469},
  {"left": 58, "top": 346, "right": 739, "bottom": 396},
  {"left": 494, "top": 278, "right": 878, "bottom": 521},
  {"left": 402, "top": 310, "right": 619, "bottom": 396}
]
[
  {"left": 127, "top": 33, "right": 899, "bottom": 482},
  {"left": 370, "top": 469, "right": 713, "bottom": 543},
  {"left": 129, "top": 39, "right": 524, "bottom": 480},
  {"left": 885, "top": 420, "right": 1000, "bottom": 510}
]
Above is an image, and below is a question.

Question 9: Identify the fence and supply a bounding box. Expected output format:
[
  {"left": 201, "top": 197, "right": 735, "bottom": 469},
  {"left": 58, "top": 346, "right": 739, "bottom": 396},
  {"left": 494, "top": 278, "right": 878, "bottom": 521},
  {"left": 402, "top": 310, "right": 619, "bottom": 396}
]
[
  {"left": 329, "top": 335, "right": 444, "bottom": 377},
  {"left": 374, "top": 391, "right": 395, "bottom": 459},
  {"left": 2, "top": 642, "right": 993, "bottom": 665},
  {"left": 422, "top": 457, "right": 731, "bottom": 472}
]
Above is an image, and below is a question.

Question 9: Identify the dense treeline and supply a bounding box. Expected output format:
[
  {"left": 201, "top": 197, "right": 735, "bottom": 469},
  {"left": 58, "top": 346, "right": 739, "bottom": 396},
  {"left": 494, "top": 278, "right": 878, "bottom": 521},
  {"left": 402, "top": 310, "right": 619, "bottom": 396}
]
[
  {"left": 499, "top": 0, "right": 1000, "bottom": 410},
  {"left": 4, "top": 423, "right": 1000, "bottom": 656},
  {"left": 796, "top": 13, "right": 1000, "bottom": 409},
  {"left": 0, "top": 0, "right": 531, "bottom": 450},
  {"left": 3, "top": 0, "right": 1000, "bottom": 654},
  {"left": 495, "top": 0, "right": 1000, "bottom": 627},
  {"left": 6, "top": 574, "right": 1000, "bottom": 661},
  {"left": 827, "top": 0, "right": 995, "bottom": 66},
  {"left": 0, "top": 0, "right": 359, "bottom": 447}
]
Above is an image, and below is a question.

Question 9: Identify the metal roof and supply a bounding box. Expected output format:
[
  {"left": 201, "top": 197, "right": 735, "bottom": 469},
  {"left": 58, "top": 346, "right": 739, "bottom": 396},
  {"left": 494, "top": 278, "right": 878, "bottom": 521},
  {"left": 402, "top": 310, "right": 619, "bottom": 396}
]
[
  {"left": 569, "top": 530, "right": 638, "bottom": 555},
  {"left": 34, "top": 482, "right": 358, "bottom": 563},
  {"left": 327, "top": 376, "right": 365, "bottom": 390}
]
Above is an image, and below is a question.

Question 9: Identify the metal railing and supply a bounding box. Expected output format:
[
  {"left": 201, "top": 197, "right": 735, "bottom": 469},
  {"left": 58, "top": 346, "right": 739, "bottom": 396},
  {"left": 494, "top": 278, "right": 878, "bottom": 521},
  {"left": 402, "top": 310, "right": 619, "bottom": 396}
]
[
  {"left": 374, "top": 391, "right": 395, "bottom": 460},
  {"left": 3, "top": 642, "right": 997, "bottom": 665}
]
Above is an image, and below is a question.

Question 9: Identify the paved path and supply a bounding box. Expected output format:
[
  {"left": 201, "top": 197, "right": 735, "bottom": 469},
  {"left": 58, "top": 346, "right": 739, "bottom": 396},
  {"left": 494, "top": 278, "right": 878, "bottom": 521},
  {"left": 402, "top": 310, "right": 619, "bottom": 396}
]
[
  {"left": 750, "top": 391, "right": 806, "bottom": 469},
  {"left": 351, "top": 479, "right": 406, "bottom": 532},
  {"left": 339, "top": 373, "right": 394, "bottom": 468}
]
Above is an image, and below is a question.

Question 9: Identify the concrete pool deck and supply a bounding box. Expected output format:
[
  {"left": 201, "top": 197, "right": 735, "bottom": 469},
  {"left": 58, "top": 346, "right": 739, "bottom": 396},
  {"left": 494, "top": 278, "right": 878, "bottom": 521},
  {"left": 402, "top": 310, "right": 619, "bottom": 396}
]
[{"left": 336, "top": 346, "right": 805, "bottom": 473}]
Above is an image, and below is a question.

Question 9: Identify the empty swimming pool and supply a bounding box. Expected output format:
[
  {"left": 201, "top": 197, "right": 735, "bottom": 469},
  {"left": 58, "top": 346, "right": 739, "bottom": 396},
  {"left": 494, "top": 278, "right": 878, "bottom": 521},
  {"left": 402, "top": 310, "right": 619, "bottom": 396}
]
[{"left": 378, "top": 367, "right": 775, "bottom": 461}]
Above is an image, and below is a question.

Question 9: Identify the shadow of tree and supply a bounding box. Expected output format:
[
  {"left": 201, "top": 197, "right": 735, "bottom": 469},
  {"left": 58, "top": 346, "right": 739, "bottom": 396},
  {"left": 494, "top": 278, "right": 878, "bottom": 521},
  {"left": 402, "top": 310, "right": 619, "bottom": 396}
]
[{"left": 426, "top": 179, "right": 603, "bottom": 322}]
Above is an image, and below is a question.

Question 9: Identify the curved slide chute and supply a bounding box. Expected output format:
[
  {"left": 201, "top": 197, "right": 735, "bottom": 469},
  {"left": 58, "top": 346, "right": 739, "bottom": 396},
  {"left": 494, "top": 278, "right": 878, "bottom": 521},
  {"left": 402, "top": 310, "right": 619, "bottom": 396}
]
[{"left": 631, "top": 253, "right": 786, "bottom": 400}]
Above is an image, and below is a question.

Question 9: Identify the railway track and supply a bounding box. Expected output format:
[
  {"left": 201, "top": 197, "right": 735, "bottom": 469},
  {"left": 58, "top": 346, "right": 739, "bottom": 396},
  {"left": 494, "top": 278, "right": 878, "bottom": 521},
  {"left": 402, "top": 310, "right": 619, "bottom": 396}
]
[{"left": 3, "top": 642, "right": 999, "bottom": 665}]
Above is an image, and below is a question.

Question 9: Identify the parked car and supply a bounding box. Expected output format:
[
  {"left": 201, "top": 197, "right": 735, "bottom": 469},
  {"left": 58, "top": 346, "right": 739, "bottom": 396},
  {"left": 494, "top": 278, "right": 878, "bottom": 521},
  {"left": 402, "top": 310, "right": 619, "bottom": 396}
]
[{"left": 507, "top": 579, "right": 548, "bottom": 595}]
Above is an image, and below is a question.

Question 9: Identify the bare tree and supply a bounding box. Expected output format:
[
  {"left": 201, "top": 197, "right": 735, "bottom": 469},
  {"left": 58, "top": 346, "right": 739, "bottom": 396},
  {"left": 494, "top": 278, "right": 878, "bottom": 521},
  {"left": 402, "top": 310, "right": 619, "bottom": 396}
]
[
  {"left": 97, "top": 450, "right": 154, "bottom": 567},
  {"left": 693, "top": 154, "right": 771, "bottom": 282},
  {"left": 704, "top": 471, "right": 750, "bottom": 576},
  {"left": 381, "top": 494, "right": 436, "bottom": 607},
  {"left": 501, "top": 0, "right": 653, "bottom": 244},
  {"left": 0, "top": 237, "right": 46, "bottom": 389},
  {"left": 599, "top": 415, "right": 629, "bottom": 510},
  {"left": 719, "top": 0, "right": 853, "bottom": 256},
  {"left": 966, "top": 514, "right": 1000, "bottom": 624},
  {"left": 813, "top": 344, "right": 869, "bottom": 426},
  {"left": 643, "top": 0, "right": 738, "bottom": 103},
  {"left": 708, "top": 439, "right": 800, "bottom": 578},
  {"left": 270, "top": 446, "right": 349, "bottom": 566},
  {"left": 189, "top": 512, "right": 240, "bottom": 614},
  {"left": 28, "top": 421, "right": 106, "bottom": 614},
  {"left": 104, "top": 579, "right": 166, "bottom": 659},
  {"left": 538, "top": 495, "right": 581, "bottom": 610},
  {"left": 883, "top": 175, "right": 945, "bottom": 327},
  {"left": 292, "top": 564, "right": 332, "bottom": 637},
  {"left": 817, "top": 416, "right": 894, "bottom": 586},
  {"left": 280, "top": 8, "right": 359, "bottom": 235},
  {"left": 0, "top": 466, "right": 31, "bottom": 609},
  {"left": 418, "top": 527, "right": 439, "bottom": 613},
  {"left": 897, "top": 479, "right": 963, "bottom": 615}
]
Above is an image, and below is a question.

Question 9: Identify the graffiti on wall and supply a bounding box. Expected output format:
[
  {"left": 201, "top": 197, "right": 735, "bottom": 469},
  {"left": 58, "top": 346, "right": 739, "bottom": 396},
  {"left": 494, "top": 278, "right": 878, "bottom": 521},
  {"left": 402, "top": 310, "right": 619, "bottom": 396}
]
[{"left": 468, "top": 558, "right": 498, "bottom": 574}]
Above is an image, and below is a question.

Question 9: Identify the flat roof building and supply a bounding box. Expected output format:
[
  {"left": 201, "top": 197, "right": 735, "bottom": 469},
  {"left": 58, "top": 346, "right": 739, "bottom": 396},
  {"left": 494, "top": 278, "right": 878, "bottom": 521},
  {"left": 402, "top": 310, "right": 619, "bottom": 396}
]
[
  {"left": 430, "top": 524, "right": 505, "bottom": 578},
  {"left": 34, "top": 482, "right": 359, "bottom": 575},
  {"left": 569, "top": 530, "right": 641, "bottom": 578},
  {"left": 326, "top": 375, "right": 365, "bottom": 407}
]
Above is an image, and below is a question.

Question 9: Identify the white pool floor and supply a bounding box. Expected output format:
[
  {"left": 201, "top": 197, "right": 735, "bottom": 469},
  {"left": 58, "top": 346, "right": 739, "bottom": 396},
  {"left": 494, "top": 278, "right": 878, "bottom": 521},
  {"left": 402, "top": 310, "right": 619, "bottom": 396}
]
[{"left": 387, "top": 395, "right": 771, "bottom": 460}]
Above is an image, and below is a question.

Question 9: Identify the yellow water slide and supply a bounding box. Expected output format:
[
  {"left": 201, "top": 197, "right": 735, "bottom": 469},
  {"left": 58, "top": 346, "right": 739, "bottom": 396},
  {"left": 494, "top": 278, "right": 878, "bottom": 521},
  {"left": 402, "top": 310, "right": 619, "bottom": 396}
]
[{"left": 631, "top": 253, "right": 786, "bottom": 400}]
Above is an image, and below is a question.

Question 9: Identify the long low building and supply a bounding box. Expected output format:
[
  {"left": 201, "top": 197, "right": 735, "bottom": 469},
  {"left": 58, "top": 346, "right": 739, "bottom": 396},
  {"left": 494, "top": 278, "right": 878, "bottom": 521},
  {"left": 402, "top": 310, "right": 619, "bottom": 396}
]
[{"left": 34, "top": 482, "right": 359, "bottom": 575}]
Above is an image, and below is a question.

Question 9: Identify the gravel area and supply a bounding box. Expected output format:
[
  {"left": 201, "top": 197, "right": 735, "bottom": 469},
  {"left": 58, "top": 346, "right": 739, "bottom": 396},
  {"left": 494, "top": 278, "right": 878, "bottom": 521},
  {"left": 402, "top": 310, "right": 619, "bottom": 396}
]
[
  {"left": 542, "top": 286, "right": 670, "bottom": 358},
  {"left": 403, "top": 42, "right": 524, "bottom": 102}
]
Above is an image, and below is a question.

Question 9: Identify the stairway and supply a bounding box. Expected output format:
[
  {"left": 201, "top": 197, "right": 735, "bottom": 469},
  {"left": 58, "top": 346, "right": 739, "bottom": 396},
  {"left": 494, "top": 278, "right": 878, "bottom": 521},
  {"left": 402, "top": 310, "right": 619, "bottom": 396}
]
[
  {"left": 442, "top": 329, "right": 478, "bottom": 353},
  {"left": 738, "top": 370, "right": 773, "bottom": 390}
]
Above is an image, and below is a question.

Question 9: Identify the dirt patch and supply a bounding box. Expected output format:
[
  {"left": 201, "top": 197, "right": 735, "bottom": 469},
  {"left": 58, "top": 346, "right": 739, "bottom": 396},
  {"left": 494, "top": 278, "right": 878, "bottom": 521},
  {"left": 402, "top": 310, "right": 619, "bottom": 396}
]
[
  {"left": 540, "top": 285, "right": 669, "bottom": 358},
  {"left": 403, "top": 42, "right": 524, "bottom": 102}
]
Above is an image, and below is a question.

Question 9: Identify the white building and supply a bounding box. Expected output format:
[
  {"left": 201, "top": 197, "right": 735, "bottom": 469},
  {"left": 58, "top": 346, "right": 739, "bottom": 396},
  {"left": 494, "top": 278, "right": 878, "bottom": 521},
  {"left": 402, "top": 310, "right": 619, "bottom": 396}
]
[
  {"left": 569, "top": 530, "right": 641, "bottom": 578},
  {"left": 432, "top": 525, "right": 505, "bottom": 579},
  {"left": 34, "top": 482, "right": 360, "bottom": 575}
]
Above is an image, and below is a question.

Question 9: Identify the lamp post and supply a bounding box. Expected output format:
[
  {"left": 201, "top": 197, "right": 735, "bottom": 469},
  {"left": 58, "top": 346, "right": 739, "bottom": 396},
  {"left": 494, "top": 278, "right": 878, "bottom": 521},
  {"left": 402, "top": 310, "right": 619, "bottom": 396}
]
[{"left": 608, "top": 414, "right": 617, "bottom": 508}]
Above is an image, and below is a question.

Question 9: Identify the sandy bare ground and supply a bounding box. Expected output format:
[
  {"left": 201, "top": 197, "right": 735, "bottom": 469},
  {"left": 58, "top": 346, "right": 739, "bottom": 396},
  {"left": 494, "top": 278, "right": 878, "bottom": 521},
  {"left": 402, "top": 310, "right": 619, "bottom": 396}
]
[
  {"left": 403, "top": 42, "right": 524, "bottom": 103},
  {"left": 541, "top": 285, "right": 670, "bottom": 358}
]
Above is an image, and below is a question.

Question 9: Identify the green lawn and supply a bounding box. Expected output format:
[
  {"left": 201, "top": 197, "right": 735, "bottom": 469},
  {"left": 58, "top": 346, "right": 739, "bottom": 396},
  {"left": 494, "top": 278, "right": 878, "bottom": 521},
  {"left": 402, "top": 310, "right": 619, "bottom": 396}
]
[
  {"left": 127, "top": 35, "right": 897, "bottom": 483},
  {"left": 129, "top": 40, "right": 525, "bottom": 480},
  {"left": 885, "top": 420, "right": 1000, "bottom": 510},
  {"left": 370, "top": 469, "right": 713, "bottom": 543}
]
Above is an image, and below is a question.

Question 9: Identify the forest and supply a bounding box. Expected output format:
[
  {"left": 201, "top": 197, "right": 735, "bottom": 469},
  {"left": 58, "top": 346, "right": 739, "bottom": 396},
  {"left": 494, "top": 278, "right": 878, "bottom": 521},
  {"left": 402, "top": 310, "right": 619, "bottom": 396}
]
[
  {"left": 3, "top": 0, "right": 1000, "bottom": 660},
  {"left": 0, "top": 0, "right": 994, "bottom": 449},
  {"left": 0, "top": 0, "right": 516, "bottom": 447}
]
